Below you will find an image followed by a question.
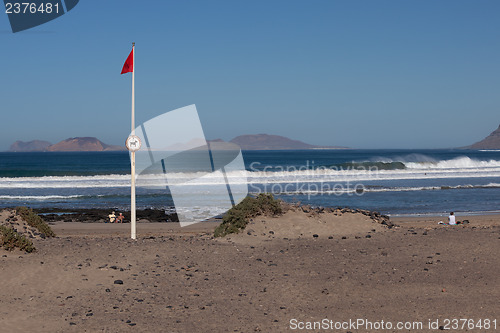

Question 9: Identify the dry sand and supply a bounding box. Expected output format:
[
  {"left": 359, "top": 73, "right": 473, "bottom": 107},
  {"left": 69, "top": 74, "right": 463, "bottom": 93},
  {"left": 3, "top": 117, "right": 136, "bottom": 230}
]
[
  {"left": 224, "top": 207, "right": 389, "bottom": 245},
  {"left": 1, "top": 210, "right": 499, "bottom": 332}
]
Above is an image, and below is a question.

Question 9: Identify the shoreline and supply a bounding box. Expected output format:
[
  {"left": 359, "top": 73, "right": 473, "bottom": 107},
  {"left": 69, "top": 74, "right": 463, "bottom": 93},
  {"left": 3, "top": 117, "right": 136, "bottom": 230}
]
[
  {"left": 389, "top": 210, "right": 500, "bottom": 218},
  {"left": 27, "top": 206, "right": 500, "bottom": 224},
  {"left": 45, "top": 213, "right": 500, "bottom": 238},
  {"left": 392, "top": 213, "right": 500, "bottom": 230}
]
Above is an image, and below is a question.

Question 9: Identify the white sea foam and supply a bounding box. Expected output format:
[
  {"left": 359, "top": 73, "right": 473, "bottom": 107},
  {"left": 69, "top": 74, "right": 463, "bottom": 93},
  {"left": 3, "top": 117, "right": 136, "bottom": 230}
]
[
  {"left": 0, "top": 195, "right": 85, "bottom": 200},
  {"left": 405, "top": 156, "right": 500, "bottom": 170},
  {"left": 0, "top": 174, "right": 131, "bottom": 189},
  {"left": 1, "top": 157, "right": 500, "bottom": 189},
  {"left": 272, "top": 183, "right": 500, "bottom": 195}
]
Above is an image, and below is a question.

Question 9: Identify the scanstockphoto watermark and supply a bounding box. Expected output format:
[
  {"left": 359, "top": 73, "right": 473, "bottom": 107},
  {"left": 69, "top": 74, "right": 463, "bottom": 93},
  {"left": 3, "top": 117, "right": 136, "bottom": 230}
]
[
  {"left": 289, "top": 318, "right": 498, "bottom": 331},
  {"left": 289, "top": 318, "right": 424, "bottom": 331},
  {"left": 248, "top": 161, "right": 383, "bottom": 199}
]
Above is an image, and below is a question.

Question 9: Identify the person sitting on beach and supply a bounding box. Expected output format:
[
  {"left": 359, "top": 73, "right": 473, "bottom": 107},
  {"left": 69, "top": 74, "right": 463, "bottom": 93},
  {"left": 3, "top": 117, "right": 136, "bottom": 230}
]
[
  {"left": 448, "top": 212, "right": 456, "bottom": 225},
  {"left": 108, "top": 211, "right": 116, "bottom": 223},
  {"left": 116, "top": 213, "right": 124, "bottom": 223}
]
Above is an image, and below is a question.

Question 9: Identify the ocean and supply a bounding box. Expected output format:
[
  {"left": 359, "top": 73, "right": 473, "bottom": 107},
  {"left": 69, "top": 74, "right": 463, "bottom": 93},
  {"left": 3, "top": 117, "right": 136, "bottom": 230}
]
[{"left": 1, "top": 149, "right": 500, "bottom": 216}]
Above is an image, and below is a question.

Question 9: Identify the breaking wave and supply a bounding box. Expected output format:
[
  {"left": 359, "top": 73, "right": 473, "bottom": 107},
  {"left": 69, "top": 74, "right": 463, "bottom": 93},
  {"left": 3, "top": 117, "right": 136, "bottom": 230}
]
[
  {"left": 338, "top": 155, "right": 500, "bottom": 171},
  {"left": 260, "top": 183, "right": 500, "bottom": 195},
  {"left": 1, "top": 155, "right": 500, "bottom": 189}
]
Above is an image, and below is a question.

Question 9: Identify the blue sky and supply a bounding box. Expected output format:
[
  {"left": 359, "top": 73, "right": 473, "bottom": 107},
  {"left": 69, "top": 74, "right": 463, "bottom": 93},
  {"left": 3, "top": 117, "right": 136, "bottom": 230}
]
[{"left": 1, "top": 0, "right": 499, "bottom": 150}]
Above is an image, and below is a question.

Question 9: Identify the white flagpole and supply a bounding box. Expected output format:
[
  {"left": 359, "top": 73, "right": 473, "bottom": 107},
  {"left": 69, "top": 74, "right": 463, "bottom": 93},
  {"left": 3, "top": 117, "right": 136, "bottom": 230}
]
[{"left": 131, "top": 42, "right": 136, "bottom": 240}]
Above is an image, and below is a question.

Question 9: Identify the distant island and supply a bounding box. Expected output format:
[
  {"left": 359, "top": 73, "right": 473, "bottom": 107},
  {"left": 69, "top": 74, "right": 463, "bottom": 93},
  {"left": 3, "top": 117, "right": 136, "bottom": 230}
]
[
  {"left": 9, "top": 140, "right": 52, "bottom": 152},
  {"left": 13, "top": 125, "right": 500, "bottom": 151},
  {"left": 465, "top": 124, "right": 500, "bottom": 149},
  {"left": 9, "top": 137, "right": 126, "bottom": 152},
  {"left": 8, "top": 134, "right": 347, "bottom": 152},
  {"left": 228, "top": 134, "right": 347, "bottom": 150}
]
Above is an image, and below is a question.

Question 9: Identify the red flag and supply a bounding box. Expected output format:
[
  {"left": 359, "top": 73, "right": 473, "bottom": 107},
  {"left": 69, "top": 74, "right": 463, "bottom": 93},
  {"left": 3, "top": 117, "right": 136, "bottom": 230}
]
[{"left": 121, "top": 49, "right": 134, "bottom": 74}]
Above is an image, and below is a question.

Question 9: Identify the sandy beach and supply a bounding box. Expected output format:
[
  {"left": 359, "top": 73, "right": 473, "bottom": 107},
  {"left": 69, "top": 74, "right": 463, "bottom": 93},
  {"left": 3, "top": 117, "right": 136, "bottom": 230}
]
[
  {"left": 1, "top": 209, "right": 499, "bottom": 332},
  {"left": 4, "top": 1, "right": 500, "bottom": 331}
]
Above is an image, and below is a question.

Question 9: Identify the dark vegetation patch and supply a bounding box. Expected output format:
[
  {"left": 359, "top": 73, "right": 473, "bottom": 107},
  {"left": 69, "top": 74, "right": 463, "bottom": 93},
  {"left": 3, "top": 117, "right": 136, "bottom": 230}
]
[
  {"left": 0, "top": 225, "right": 35, "bottom": 253},
  {"left": 214, "top": 194, "right": 283, "bottom": 237}
]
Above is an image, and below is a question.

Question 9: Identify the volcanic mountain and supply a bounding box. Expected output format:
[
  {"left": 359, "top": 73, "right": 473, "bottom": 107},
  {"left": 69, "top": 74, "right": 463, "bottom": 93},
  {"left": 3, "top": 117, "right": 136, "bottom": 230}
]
[
  {"left": 46, "top": 137, "right": 126, "bottom": 152},
  {"left": 228, "top": 134, "right": 347, "bottom": 150},
  {"left": 466, "top": 125, "right": 500, "bottom": 149}
]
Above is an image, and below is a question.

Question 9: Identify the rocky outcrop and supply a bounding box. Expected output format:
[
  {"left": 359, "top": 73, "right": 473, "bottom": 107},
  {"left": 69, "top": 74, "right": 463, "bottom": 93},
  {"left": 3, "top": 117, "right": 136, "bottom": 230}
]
[{"left": 8, "top": 140, "right": 51, "bottom": 152}]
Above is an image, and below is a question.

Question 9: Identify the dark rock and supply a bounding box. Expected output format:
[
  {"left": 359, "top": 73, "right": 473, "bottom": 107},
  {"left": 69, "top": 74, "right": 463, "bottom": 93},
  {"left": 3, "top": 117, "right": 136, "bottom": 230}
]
[
  {"left": 114, "top": 280, "right": 124, "bottom": 285},
  {"left": 34, "top": 208, "right": 179, "bottom": 223}
]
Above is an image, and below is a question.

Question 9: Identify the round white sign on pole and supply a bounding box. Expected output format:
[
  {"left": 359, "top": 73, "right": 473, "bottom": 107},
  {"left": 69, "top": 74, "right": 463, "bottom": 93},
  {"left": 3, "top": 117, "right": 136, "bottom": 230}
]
[{"left": 126, "top": 135, "right": 141, "bottom": 152}]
